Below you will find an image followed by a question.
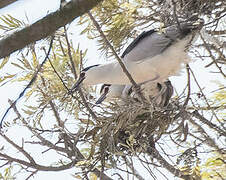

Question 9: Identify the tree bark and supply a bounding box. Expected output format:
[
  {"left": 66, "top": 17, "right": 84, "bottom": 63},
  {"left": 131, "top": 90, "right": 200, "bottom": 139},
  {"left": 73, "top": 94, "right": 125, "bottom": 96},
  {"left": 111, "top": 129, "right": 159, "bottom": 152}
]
[
  {"left": 0, "top": 0, "right": 18, "bottom": 9},
  {"left": 0, "top": 0, "right": 103, "bottom": 60}
]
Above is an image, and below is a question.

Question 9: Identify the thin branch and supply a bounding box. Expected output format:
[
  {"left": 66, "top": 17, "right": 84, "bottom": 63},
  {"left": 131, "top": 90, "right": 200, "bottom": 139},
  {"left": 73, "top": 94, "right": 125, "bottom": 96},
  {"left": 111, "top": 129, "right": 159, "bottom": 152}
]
[
  {"left": 0, "top": 133, "right": 36, "bottom": 164},
  {"left": 171, "top": 0, "right": 182, "bottom": 32},
  {"left": 78, "top": 88, "right": 97, "bottom": 119},
  {"left": 8, "top": 100, "right": 112, "bottom": 179},
  {"left": 188, "top": 118, "right": 223, "bottom": 153},
  {"left": 0, "top": 152, "right": 76, "bottom": 171},
  {"left": 189, "top": 66, "right": 222, "bottom": 125},
  {"left": 0, "top": 36, "right": 54, "bottom": 128},
  {"left": 0, "top": 161, "right": 10, "bottom": 168},
  {"left": 137, "top": 157, "right": 157, "bottom": 180},
  {"left": 206, "top": 30, "right": 226, "bottom": 35},
  {"left": 123, "top": 157, "right": 145, "bottom": 180},
  {"left": 64, "top": 26, "right": 77, "bottom": 79},
  {"left": 8, "top": 99, "right": 68, "bottom": 154},
  {"left": 147, "top": 147, "right": 191, "bottom": 180},
  {"left": 48, "top": 51, "right": 70, "bottom": 91},
  {"left": 112, "top": 173, "right": 124, "bottom": 180},
  {"left": 87, "top": 11, "right": 147, "bottom": 103},
  {"left": 38, "top": 72, "right": 64, "bottom": 127},
  {"left": 64, "top": 26, "right": 97, "bottom": 119},
  {"left": 191, "top": 110, "right": 226, "bottom": 137},
  {"left": 200, "top": 34, "right": 226, "bottom": 77},
  {"left": 49, "top": 100, "right": 64, "bottom": 127},
  {"left": 187, "top": 105, "right": 226, "bottom": 111},
  {"left": 183, "top": 64, "right": 191, "bottom": 108},
  {"left": 25, "top": 170, "right": 38, "bottom": 180}
]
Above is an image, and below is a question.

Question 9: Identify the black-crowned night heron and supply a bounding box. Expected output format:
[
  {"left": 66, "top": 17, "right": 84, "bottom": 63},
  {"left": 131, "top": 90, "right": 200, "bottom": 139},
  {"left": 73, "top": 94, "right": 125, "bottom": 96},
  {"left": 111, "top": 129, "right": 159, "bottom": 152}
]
[
  {"left": 73, "top": 20, "right": 203, "bottom": 89},
  {"left": 95, "top": 84, "right": 130, "bottom": 104},
  {"left": 96, "top": 80, "right": 174, "bottom": 107}
]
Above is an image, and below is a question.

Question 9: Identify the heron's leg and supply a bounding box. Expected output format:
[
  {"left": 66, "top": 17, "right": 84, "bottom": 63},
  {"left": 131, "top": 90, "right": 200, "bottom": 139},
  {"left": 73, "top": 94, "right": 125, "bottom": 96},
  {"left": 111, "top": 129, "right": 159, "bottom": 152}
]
[
  {"left": 161, "top": 81, "right": 174, "bottom": 107},
  {"left": 133, "top": 85, "right": 146, "bottom": 98},
  {"left": 153, "top": 81, "right": 174, "bottom": 107},
  {"left": 152, "top": 82, "right": 167, "bottom": 107}
]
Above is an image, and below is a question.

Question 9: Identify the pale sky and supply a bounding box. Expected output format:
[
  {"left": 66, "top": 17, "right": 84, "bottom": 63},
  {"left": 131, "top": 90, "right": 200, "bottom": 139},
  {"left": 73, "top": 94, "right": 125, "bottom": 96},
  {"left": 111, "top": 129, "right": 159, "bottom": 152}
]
[{"left": 0, "top": 0, "right": 225, "bottom": 180}]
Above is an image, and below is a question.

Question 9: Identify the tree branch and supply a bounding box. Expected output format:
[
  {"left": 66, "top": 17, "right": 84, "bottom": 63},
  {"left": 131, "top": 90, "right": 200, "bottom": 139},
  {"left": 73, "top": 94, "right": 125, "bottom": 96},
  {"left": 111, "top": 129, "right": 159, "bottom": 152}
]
[
  {"left": 0, "top": 36, "right": 54, "bottom": 128},
  {"left": 0, "top": 0, "right": 103, "bottom": 59},
  {"left": 123, "top": 156, "right": 145, "bottom": 180},
  {"left": 63, "top": 26, "right": 97, "bottom": 120},
  {"left": 189, "top": 66, "right": 222, "bottom": 124},
  {"left": 0, "top": 0, "right": 18, "bottom": 9},
  {"left": 200, "top": 34, "right": 226, "bottom": 78},
  {"left": 0, "top": 152, "right": 76, "bottom": 171},
  {"left": 8, "top": 99, "right": 112, "bottom": 180},
  {"left": 8, "top": 99, "right": 68, "bottom": 154},
  {"left": 87, "top": 11, "right": 147, "bottom": 103},
  {"left": 148, "top": 147, "right": 191, "bottom": 180},
  {"left": 189, "top": 118, "right": 223, "bottom": 153},
  {"left": 0, "top": 133, "right": 36, "bottom": 164},
  {"left": 192, "top": 110, "right": 226, "bottom": 137}
]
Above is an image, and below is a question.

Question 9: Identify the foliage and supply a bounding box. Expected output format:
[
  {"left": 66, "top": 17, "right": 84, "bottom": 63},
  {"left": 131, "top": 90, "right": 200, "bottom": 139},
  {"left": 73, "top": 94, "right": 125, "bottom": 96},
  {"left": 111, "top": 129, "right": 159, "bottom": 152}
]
[
  {"left": 200, "top": 153, "right": 226, "bottom": 180},
  {"left": 0, "top": 165, "right": 15, "bottom": 180},
  {"left": 0, "top": 14, "right": 25, "bottom": 33},
  {"left": 78, "top": 0, "right": 155, "bottom": 57}
]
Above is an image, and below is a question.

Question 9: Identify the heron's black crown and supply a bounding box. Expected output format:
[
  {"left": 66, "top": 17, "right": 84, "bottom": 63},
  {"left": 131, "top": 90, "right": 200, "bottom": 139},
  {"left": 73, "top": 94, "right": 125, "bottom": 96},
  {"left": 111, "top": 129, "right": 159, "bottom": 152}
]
[{"left": 82, "top": 64, "right": 100, "bottom": 72}]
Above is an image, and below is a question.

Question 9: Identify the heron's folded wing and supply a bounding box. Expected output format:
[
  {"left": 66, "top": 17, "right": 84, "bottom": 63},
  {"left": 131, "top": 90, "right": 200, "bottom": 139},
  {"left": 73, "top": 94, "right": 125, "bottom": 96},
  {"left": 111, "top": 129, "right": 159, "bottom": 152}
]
[{"left": 122, "top": 31, "right": 174, "bottom": 62}]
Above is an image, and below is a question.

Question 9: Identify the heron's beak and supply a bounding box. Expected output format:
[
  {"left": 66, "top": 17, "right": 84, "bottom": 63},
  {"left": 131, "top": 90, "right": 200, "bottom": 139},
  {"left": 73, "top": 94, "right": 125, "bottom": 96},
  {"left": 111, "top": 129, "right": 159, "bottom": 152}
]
[
  {"left": 70, "top": 73, "right": 85, "bottom": 92},
  {"left": 96, "top": 86, "right": 109, "bottom": 104},
  {"left": 95, "top": 92, "right": 107, "bottom": 104}
]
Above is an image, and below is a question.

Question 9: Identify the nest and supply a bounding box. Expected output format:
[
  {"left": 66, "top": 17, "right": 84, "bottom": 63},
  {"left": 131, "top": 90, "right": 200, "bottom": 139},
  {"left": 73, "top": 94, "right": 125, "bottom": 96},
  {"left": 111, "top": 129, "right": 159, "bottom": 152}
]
[{"left": 85, "top": 99, "right": 180, "bottom": 158}]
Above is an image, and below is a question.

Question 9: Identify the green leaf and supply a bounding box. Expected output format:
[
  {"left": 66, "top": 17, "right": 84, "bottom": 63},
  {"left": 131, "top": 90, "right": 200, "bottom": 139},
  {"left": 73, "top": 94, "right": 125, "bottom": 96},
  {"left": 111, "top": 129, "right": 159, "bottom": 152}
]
[
  {"left": 0, "top": 74, "right": 16, "bottom": 84},
  {"left": 0, "top": 57, "right": 9, "bottom": 69},
  {"left": 0, "top": 14, "right": 24, "bottom": 31},
  {"left": 22, "top": 108, "right": 35, "bottom": 115},
  {"left": 32, "top": 51, "right": 38, "bottom": 68},
  {"left": 20, "top": 55, "right": 32, "bottom": 70},
  {"left": 11, "top": 62, "right": 25, "bottom": 70},
  {"left": 72, "top": 175, "right": 83, "bottom": 179}
]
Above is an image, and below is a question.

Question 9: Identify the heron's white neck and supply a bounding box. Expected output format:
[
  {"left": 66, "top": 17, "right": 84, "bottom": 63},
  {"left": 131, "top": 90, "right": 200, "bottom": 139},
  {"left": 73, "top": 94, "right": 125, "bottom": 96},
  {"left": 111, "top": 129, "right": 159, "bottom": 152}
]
[{"left": 83, "top": 62, "right": 131, "bottom": 85}]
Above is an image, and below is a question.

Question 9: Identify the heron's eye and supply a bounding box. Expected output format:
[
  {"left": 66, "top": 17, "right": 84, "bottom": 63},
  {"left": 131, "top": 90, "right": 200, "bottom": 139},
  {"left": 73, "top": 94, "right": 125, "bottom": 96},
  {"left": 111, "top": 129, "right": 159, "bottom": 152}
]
[
  {"left": 100, "top": 84, "right": 111, "bottom": 94},
  {"left": 128, "top": 87, "right": 133, "bottom": 95},
  {"left": 157, "top": 83, "right": 162, "bottom": 91},
  {"left": 80, "top": 72, "right": 86, "bottom": 78},
  {"left": 104, "top": 86, "right": 109, "bottom": 94}
]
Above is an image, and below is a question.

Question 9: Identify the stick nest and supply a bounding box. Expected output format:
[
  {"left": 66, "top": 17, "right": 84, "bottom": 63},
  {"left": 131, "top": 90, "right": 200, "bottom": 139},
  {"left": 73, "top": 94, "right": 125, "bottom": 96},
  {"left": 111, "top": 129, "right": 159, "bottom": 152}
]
[{"left": 84, "top": 99, "right": 180, "bottom": 157}]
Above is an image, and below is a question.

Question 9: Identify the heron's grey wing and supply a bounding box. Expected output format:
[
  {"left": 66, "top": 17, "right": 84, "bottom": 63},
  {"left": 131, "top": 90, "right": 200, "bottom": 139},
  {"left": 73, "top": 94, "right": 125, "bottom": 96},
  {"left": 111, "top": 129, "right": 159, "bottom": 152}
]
[
  {"left": 121, "top": 30, "right": 156, "bottom": 58},
  {"left": 122, "top": 21, "right": 203, "bottom": 63},
  {"left": 122, "top": 31, "right": 173, "bottom": 62}
]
